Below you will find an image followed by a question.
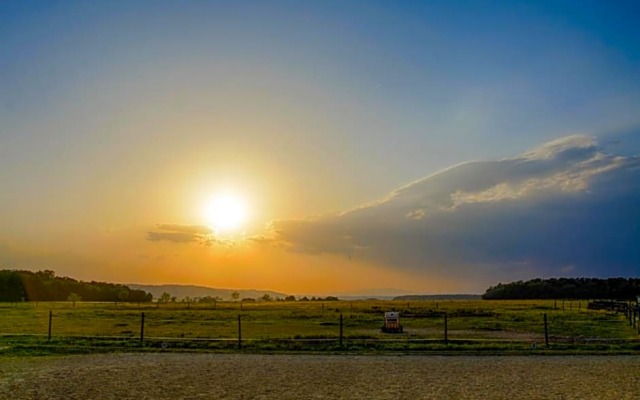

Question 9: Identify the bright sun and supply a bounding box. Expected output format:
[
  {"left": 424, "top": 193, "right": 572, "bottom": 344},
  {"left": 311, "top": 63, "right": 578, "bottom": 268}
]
[{"left": 203, "top": 193, "right": 248, "bottom": 233}]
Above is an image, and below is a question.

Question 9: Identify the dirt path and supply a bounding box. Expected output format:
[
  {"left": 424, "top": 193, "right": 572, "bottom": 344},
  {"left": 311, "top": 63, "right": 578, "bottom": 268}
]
[{"left": 1, "top": 353, "right": 638, "bottom": 399}]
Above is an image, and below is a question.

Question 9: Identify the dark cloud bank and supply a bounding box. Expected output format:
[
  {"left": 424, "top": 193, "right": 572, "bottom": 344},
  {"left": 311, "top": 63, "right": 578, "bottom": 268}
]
[{"left": 272, "top": 135, "right": 640, "bottom": 283}]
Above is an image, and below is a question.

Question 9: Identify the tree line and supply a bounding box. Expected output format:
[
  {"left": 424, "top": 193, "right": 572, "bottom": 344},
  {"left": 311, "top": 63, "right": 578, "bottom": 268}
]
[
  {"left": 0, "top": 269, "right": 153, "bottom": 303},
  {"left": 483, "top": 277, "right": 640, "bottom": 300}
]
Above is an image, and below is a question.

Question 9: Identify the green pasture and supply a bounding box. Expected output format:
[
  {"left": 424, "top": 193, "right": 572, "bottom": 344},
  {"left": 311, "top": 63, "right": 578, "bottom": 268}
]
[{"left": 0, "top": 299, "right": 638, "bottom": 355}]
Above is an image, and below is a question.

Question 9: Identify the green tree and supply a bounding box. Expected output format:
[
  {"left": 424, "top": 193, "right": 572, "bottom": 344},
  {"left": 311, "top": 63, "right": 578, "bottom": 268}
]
[
  {"left": 159, "top": 292, "right": 171, "bottom": 304},
  {"left": 67, "top": 292, "right": 82, "bottom": 307},
  {"left": 117, "top": 289, "right": 129, "bottom": 304},
  {"left": 0, "top": 271, "right": 26, "bottom": 302},
  {"left": 0, "top": 269, "right": 153, "bottom": 302},
  {"left": 231, "top": 291, "right": 240, "bottom": 301}
]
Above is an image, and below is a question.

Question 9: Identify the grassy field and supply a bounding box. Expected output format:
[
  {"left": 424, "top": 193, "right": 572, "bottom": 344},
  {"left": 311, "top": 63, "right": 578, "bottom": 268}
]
[{"left": 0, "top": 299, "right": 638, "bottom": 355}]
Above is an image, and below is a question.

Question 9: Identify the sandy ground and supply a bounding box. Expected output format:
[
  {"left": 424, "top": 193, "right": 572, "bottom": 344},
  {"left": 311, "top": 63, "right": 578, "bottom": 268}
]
[{"left": 1, "top": 353, "right": 638, "bottom": 400}]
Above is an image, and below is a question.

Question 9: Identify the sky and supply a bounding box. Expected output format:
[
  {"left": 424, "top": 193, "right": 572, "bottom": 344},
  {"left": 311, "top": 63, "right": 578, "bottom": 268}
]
[{"left": 1, "top": 1, "right": 639, "bottom": 295}]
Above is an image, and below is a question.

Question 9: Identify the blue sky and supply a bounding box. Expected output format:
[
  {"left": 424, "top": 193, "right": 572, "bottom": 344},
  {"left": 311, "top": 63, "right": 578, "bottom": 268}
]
[{"left": 1, "top": 1, "right": 639, "bottom": 292}]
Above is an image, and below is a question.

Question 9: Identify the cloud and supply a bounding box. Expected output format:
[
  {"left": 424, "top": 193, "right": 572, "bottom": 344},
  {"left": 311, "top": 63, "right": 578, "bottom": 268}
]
[
  {"left": 270, "top": 134, "right": 640, "bottom": 283},
  {"left": 147, "top": 231, "right": 202, "bottom": 244},
  {"left": 147, "top": 224, "right": 242, "bottom": 247},
  {"left": 156, "top": 224, "right": 213, "bottom": 235},
  {"left": 147, "top": 224, "right": 213, "bottom": 245},
  {"left": 247, "top": 235, "right": 284, "bottom": 247}
]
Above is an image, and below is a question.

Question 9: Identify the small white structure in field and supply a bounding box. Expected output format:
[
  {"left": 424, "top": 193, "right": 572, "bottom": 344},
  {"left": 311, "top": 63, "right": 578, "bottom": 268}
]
[{"left": 381, "top": 311, "right": 403, "bottom": 333}]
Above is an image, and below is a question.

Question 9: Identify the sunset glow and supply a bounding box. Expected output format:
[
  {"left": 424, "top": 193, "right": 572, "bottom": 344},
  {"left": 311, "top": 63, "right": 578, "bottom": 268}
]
[{"left": 203, "top": 193, "right": 248, "bottom": 234}]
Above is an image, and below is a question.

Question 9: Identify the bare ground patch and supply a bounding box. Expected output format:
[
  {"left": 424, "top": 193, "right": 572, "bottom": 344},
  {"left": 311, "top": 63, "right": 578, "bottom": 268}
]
[{"left": 1, "top": 354, "right": 639, "bottom": 399}]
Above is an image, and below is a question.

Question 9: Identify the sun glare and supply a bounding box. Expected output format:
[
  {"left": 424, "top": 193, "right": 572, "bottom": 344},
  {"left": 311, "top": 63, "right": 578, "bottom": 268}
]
[{"left": 203, "top": 193, "right": 248, "bottom": 233}]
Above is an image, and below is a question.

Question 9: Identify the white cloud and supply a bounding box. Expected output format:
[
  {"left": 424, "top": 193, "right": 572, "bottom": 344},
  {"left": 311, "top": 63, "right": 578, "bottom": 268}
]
[{"left": 269, "top": 134, "right": 640, "bottom": 283}]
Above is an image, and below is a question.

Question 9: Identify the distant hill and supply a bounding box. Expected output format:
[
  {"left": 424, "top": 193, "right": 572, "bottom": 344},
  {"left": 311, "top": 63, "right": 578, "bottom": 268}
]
[
  {"left": 393, "top": 294, "right": 482, "bottom": 301},
  {"left": 298, "top": 287, "right": 414, "bottom": 300},
  {"left": 329, "top": 295, "right": 398, "bottom": 300},
  {"left": 127, "top": 284, "right": 289, "bottom": 301}
]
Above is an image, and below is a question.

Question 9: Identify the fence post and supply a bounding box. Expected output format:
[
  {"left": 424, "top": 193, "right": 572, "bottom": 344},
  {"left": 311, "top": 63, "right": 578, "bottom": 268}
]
[
  {"left": 48, "top": 310, "right": 53, "bottom": 342},
  {"left": 339, "top": 314, "right": 343, "bottom": 347},
  {"left": 140, "top": 312, "right": 145, "bottom": 346},
  {"left": 543, "top": 313, "right": 549, "bottom": 347},
  {"left": 238, "top": 315, "right": 242, "bottom": 350},
  {"left": 444, "top": 312, "right": 448, "bottom": 345}
]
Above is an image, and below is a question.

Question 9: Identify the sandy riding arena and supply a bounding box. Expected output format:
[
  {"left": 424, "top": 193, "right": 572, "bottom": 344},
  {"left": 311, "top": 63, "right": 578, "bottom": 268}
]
[{"left": 1, "top": 354, "right": 638, "bottom": 399}]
